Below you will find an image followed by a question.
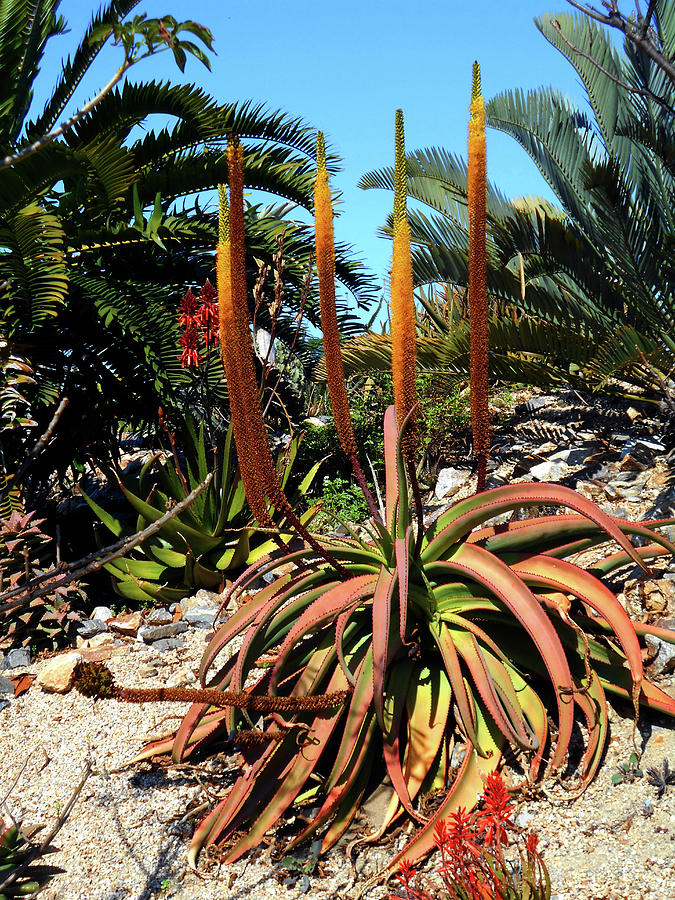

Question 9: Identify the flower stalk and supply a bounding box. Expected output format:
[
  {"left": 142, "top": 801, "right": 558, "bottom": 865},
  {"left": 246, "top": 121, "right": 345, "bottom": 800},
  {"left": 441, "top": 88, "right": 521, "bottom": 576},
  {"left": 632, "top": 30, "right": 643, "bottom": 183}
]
[
  {"left": 468, "top": 62, "right": 491, "bottom": 491},
  {"left": 390, "top": 110, "right": 424, "bottom": 542},
  {"left": 218, "top": 138, "right": 348, "bottom": 576},
  {"left": 314, "top": 132, "right": 381, "bottom": 522}
]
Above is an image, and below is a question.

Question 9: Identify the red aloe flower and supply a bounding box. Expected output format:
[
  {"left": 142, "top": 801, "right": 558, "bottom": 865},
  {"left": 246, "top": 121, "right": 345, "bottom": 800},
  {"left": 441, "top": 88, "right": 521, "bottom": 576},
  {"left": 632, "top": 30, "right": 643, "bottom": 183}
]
[
  {"left": 476, "top": 771, "right": 514, "bottom": 851},
  {"left": 390, "top": 858, "right": 431, "bottom": 900},
  {"left": 177, "top": 287, "right": 199, "bottom": 327},
  {"left": 525, "top": 830, "right": 541, "bottom": 859},
  {"left": 198, "top": 296, "right": 219, "bottom": 347},
  {"left": 179, "top": 321, "right": 201, "bottom": 368}
]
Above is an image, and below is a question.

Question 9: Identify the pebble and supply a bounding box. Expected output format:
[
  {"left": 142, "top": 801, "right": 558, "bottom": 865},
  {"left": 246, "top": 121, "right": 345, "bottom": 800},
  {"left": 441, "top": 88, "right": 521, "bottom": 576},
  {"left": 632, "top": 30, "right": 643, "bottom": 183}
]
[
  {"left": 137, "top": 622, "right": 189, "bottom": 642},
  {"left": 0, "top": 648, "right": 30, "bottom": 669}
]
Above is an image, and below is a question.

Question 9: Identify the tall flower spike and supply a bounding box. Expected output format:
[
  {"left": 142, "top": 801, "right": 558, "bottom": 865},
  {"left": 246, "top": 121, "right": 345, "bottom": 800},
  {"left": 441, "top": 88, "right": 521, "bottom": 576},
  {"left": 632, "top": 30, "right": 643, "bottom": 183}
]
[
  {"left": 222, "top": 138, "right": 348, "bottom": 575},
  {"left": 314, "top": 133, "right": 380, "bottom": 521},
  {"left": 217, "top": 175, "right": 272, "bottom": 528},
  {"left": 468, "top": 61, "right": 491, "bottom": 492},
  {"left": 390, "top": 109, "right": 418, "bottom": 462}
]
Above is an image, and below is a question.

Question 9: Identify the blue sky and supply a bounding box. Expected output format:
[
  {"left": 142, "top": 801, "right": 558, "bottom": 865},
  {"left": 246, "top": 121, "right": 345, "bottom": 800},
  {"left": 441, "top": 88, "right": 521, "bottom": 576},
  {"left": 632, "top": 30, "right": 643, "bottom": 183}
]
[{"left": 38, "top": 1, "right": 590, "bottom": 288}]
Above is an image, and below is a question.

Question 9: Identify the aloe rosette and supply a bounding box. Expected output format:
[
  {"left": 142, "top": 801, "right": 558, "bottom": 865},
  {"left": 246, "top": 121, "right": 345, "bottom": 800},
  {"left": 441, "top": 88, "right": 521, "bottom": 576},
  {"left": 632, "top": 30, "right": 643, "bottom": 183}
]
[{"left": 133, "top": 406, "right": 675, "bottom": 869}]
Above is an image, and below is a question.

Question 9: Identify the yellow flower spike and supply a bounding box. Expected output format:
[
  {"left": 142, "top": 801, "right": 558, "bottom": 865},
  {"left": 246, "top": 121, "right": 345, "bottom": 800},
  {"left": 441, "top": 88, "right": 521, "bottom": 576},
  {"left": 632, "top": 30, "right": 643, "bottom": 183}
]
[
  {"left": 314, "top": 133, "right": 381, "bottom": 521},
  {"left": 468, "top": 61, "right": 491, "bottom": 492},
  {"left": 390, "top": 109, "right": 418, "bottom": 462},
  {"left": 314, "top": 132, "right": 358, "bottom": 459}
]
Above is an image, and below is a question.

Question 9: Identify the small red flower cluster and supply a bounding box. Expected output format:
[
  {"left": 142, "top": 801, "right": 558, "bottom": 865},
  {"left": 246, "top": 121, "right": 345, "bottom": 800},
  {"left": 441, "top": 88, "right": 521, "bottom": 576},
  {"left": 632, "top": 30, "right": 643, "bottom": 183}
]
[
  {"left": 390, "top": 772, "right": 548, "bottom": 900},
  {"left": 178, "top": 280, "right": 219, "bottom": 368}
]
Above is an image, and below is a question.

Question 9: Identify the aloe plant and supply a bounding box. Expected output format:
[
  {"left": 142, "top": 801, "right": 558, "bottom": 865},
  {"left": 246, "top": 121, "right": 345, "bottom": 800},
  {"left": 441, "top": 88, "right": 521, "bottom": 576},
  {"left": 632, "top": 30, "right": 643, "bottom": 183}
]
[
  {"left": 133, "top": 407, "right": 675, "bottom": 869},
  {"left": 82, "top": 416, "right": 321, "bottom": 604}
]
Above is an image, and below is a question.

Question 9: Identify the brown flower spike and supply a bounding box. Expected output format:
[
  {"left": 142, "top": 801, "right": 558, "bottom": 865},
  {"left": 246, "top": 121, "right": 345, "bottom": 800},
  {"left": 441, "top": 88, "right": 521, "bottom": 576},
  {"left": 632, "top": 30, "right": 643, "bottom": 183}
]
[
  {"left": 468, "top": 62, "right": 491, "bottom": 491},
  {"left": 218, "top": 138, "right": 347, "bottom": 575}
]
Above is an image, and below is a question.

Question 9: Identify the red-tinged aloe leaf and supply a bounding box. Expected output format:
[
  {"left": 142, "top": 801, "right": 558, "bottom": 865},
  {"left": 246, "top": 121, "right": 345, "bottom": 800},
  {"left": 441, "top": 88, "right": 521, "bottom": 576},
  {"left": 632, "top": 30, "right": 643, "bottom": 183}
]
[
  {"left": 423, "top": 483, "right": 648, "bottom": 573},
  {"left": 173, "top": 653, "right": 240, "bottom": 762},
  {"left": 449, "top": 628, "right": 533, "bottom": 751},
  {"left": 384, "top": 404, "right": 400, "bottom": 533},
  {"left": 502, "top": 661, "right": 548, "bottom": 781},
  {"left": 198, "top": 571, "right": 302, "bottom": 683},
  {"left": 335, "top": 601, "right": 367, "bottom": 685},
  {"left": 471, "top": 514, "right": 675, "bottom": 561},
  {"left": 323, "top": 648, "right": 375, "bottom": 794},
  {"left": 435, "top": 543, "right": 574, "bottom": 771},
  {"left": 223, "top": 667, "right": 350, "bottom": 863},
  {"left": 395, "top": 526, "right": 412, "bottom": 645},
  {"left": 604, "top": 617, "right": 675, "bottom": 645},
  {"left": 132, "top": 708, "right": 229, "bottom": 765},
  {"left": 270, "top": 574, "right": 377, "bottom": 691},
  {"left": 372, "top": 567, "right": 400, "bottom": 730},
  {"left": 600, "top": 669, "right": 675, "bottom": 716},
  {"left": 510, "top": 554, "right": 643, "bottom": 689},
  {"left": 404, "top": 665, "right": 451, "bottom": 802},
  {"left": 188, "top": 730, "right": 292, "bottom": 867},
  {"left": 589, "top": 543, "right": 672, "bottom": 576},
  {"left": 574, "top": 670, "right": 608, "bottom": 790},
  {"left": 286, "top": 714, "right": 378, "bottom": 853},
  {"left": 429, "top": 621, "right": 479, "bottom": 750},
  {"left": 321, "top": 740, "right": 375, "bottom": 852},
  {"left": 388, "top": 702, "right": 503, "bottom": 871}
]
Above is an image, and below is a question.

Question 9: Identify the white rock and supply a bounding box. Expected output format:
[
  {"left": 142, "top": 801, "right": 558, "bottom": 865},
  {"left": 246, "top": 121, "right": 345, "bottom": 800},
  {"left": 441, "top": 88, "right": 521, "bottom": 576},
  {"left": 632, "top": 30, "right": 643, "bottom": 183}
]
[
  {"left": 435, "top": 467, "right": 471, "bottom": 500},
  {"left": 528, "top": 460, "right": 571, "bottom": 482},
  {"left": 36, "top": 652, "right": 82, "bottom": 693},
  {"left": 91, "top": 606, "right": 113, "bottom": 622}
]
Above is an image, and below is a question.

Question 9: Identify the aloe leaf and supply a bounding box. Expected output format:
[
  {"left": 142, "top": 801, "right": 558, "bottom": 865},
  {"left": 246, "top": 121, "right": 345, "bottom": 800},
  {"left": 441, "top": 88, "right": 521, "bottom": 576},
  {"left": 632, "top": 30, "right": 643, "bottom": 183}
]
[
  {"left": 511, "top": 554, "right": 643, "bottom": 690},
  {"left": 388, "top": 701, "right": 503, "bottom": 869},
  {"left": 574, "top": 670, "right": 608, "bottom": 788},
  {"left": 269, "top": 575, "right": 377, "bottom": 691},
  {"left": 429, "top": 620, "right": 479, "bottom": 749},
  {"left": 320, "top": 740, "right": 375, "bottom": 852},
  {"left": 383, "top": 405, "right": 401, "bottom": 535},
  {"left": 223, "top": 666, "right": 350, "bottom": 863},
  {"left": 395, "top": 527, "right": 412, "bottom": 644},
  {"left": 372, "top": 567, "right": 400, "bottom": 730},
  {"left": 119, "top": 481, "right": 222, "bottom": 555},
  {"left": 79, "top": 488, "right": 128, "bottom": 538},
  {"left": 423, "top": 483, "right": 649, "bottom": 572},
  {"left": 439, "top": 543, "right": 574, "bottom": 771}
]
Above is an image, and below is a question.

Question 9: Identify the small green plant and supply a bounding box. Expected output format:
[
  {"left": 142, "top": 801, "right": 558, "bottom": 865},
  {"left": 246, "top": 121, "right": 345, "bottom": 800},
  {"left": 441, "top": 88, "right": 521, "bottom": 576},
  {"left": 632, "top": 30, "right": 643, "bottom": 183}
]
[
  {"left": 159, "top": 876, "right": 171, "bottom": 894},
  {"left": 319, "top": 476, "right": 370, "bottom": 524},
  {"left": 646, "top": 758, "right": 675, "bottom": 798},
  {"left": 611, "top": 752, "right": 643, "bottom": 785}
]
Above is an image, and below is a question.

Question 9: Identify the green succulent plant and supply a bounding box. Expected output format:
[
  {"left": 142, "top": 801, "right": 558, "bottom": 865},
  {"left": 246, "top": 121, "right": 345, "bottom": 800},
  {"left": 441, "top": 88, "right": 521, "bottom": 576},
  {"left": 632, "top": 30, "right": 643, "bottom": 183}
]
[
  {"left": 0, "top": 817, "right": 53, "bottom": 898},
  {"left": 82, "top": 417, "right": 322, "bottom": 605}
]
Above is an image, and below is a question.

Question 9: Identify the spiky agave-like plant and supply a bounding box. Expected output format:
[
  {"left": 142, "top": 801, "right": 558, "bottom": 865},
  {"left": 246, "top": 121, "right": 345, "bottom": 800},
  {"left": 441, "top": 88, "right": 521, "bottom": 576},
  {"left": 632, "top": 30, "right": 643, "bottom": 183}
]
[{"left": 132, "top": 101, "right": 675, "bottom": 874}]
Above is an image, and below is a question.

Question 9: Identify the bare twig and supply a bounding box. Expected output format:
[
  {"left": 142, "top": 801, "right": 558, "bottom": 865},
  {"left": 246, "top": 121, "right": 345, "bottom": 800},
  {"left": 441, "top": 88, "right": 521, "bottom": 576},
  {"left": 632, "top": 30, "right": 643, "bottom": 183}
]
[
  {"left": 551, "top": 15, "right": 675, "bottom": 113},
  {"left": 0, "top": 63, "right": 132, "bottom": 170},
  {"left": 6, "top": 398, "right": 69, "bottom": 492},
  {"left": 0, "top": 760, "right": 91, "bottom": 894},
  {"left": 0, "top": 473, "right": 212, "bottom": 610},
  {"left": 565, "top": 1, "right": 675, "bottom": 83}
]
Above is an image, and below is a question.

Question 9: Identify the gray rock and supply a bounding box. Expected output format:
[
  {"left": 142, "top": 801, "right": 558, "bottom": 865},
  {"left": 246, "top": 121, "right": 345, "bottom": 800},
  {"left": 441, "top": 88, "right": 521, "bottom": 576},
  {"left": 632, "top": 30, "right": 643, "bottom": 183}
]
[
  {"left": 0, "top": 700, "right": 8, "bottom": 712},
  {"left": 91, "top": 606, "right": 113, "bottom": 622},
  {"left": 0, "top": 648, "right": 30, "bottom": 669},
  {"left": 193, "top": 588, "right": 220, "bottom": 605},
  {"left": 0, "top": 675, "right": 14, "bottom": 697},
  {"left": 145, "top": 608, "right": 173, "bottom": 625},
  {"left": 183, "top": 607, "right": 217, "bottom": 629},
  {"left": 77, "top": 618, "right": 108, "bottom": 638},
  {"left": 528, "top": 459, "right": 571, "bottom": 482},
  {"left": 644, "top": 633, "right": 675, "bottom": 675},
  {"left": 435, "top": 467, "right": 471, "bottom": 500},
  {"left": 153, "top": 638, "right": 186, "bottom": 652},
  {"left": 549, "top": 447, "right": 595, "bottom": 466},
  {"left": 137, "top": 622, "right": 189, "bottom": 642},
  {"left": 522, "top": 395, "right": 555, "bottom": 412}
]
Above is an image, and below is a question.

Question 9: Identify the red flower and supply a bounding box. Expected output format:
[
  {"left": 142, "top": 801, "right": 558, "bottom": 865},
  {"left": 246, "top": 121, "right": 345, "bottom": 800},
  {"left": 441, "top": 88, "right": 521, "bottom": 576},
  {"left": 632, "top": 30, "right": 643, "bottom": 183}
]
[
  {"left": 198, "top": 297, "right": 219, "bottom": 347},
  {"left": 525, "top": 831, "right": 541, "bottom": 859},
  {"left": 177, "top": 287, "right": 199, "bottom": 328},
  {"left": 179, "top": 321, "right": 201, "bottom": 368},
  {"left": 198, "top": 279, "right": 217, "bottom": 304},
  {"left": 476, "top": 771, "right": 514, "bottom": 850}
]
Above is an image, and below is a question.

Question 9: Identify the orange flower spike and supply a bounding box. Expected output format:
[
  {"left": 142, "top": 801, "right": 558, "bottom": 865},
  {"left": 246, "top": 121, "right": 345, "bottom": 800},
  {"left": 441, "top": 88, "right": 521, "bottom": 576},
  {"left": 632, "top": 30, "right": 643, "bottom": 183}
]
[
  {"left": 390, "top": 109, "right": 418, "bottom": 459},
  {"left": 314, "top": 132, "right": 358, "bottom": 459},
  {"left": 467, "top": 62, "right": 491, "bottom": 492}
]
